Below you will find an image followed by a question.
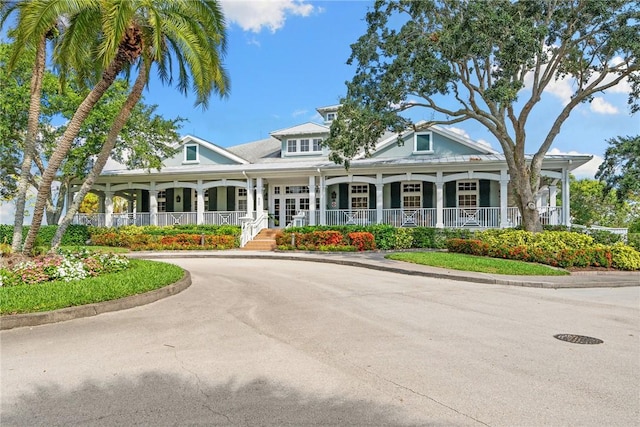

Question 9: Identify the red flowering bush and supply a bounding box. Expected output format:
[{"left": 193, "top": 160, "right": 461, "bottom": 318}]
[{"left": 348, "top": 232, "right": 376, "bottom": 251}]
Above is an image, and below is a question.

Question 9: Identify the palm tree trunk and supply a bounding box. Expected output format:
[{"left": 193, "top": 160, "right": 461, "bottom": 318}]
[
  {"left": 22, "top": 57, "right": 126, "bottom": 254},
  {"left": 11, "top": 35, "right": 45, "bottom": 252},
  {"left": 51, "top": 65, "right": 148, "bottom": 249}
]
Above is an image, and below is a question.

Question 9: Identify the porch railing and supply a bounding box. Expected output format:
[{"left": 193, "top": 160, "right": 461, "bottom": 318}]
[
  {"left": 324, "top": 209, "right": 377, "bottom": 226},
  {"left": 443, "top": 207, "right": 501, "bottom": 228},
  {"left": 72, "top": 213, "right": 106, "bottom": 227},
  {"left": 156, "top": 212, "right": 198, "bottom": 226},
  {"left": 382, "top": 208, "right": 436, "bottom": 227},
  {"left": 240, "top": 211, "right": 268, "bottom": 247},
  {"left": 202, "top": 211, "right": 246, "bottom": 226}
]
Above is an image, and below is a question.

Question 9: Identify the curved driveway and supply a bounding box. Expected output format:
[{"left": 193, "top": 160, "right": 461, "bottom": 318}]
[{"left": 2, "top": 258, "right": 639, "bottom": 426}]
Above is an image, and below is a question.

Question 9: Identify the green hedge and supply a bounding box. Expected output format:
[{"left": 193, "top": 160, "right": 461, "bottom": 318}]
[
  {"left": 281, "top": 225, "right": 473, "bottom": 250},
  {"left": 0, "top": 224, "right": 90, "bottom": 247},
  {"left": 447, "top": 229, "right": 640, "bottom": 270}
]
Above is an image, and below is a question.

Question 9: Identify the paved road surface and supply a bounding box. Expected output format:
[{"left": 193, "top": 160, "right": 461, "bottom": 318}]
[{"left": 2, "top": 258, "right": 638, "bottom": 426}]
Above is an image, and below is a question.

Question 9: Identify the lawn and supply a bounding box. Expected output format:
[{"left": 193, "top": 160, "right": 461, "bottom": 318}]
[
  {"left": 1, "top": 259, "right": 184, "bottom": 315},
  {"left": 386, "top": 251, "right": 569, "bottom": 276}
]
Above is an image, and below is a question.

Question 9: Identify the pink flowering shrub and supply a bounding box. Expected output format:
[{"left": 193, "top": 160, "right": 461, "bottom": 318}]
[{"left": 0, "top": 249, "right": 130, "bottom": 287}]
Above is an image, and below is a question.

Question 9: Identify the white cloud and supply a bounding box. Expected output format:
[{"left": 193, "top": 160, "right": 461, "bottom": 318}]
[
  {"left": 0, "top": 201, "right": 18, "bottom": 225},
  {"left": 549, "top": 148, "right": 603, "bottom": 179},
  {"left": 521, "top": 50, "right": 631, "bottom": 113},
  {"left": 221, "top": 0, "right": 316, "bottom": 33},
  {"left": 445, "top": 126, "right": 470, "bottom": 138},
  {"left": 292, "top": 109, "right": 308, "bottom": 117},
  {"left": 445, "top": 126, "right": 495, "bottom": 149},
  {"left": 590, "top": 97, "right": 619, "bottom": 115}
]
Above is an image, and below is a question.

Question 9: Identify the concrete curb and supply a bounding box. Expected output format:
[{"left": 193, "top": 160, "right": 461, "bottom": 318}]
[
  {"left": 0, "top": 270, "right": 191, "bottom": 331},
  {"left": 128, "top": 252, "right": 639, "bottom": 289}
]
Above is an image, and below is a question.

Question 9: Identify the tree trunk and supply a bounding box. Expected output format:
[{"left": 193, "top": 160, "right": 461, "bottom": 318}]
[
  {"left": 22, "top": 58, "right": 125, "bottom": 254},
  {"left": 508, "top": 161, "right": 543, "bottom": 233},
  {"left": 51, "top": 65, "right": 148, "bottom": 249},
  {"left": 11, "top": 35, "right": 46, "bottom": 252}
]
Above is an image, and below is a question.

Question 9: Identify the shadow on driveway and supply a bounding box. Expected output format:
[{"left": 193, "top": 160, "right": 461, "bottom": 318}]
[{"left": 2, "top": 371, "right": 432, "bottom": 426}]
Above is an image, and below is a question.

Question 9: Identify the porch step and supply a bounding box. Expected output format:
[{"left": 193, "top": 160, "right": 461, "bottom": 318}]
[{"left": 242, "top": 228, "right": 278, "bottom": 251}]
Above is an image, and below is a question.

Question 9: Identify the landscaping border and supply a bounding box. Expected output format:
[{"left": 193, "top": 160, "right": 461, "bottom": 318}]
[{"left": 0, "top": 269, "right": 191, "bottom": 330}]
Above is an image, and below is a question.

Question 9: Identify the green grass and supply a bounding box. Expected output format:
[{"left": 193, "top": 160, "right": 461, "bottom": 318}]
[
  {"left": 59, "top": 245, "right": 130, "bottom": 253},
  {"left": 386, "top": 251, "right": 569, "bottom": 276},
  {"left": 1, "top": 259, "right": 184, "bottom": 315}
]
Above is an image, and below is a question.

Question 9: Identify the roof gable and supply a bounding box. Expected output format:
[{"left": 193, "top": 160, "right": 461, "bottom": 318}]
[
  {"left": 270, "top": 122, "right": 329, "bottom": 139},
  {"left": 356, "top": 124, "right": 498, "bottom": 160}
]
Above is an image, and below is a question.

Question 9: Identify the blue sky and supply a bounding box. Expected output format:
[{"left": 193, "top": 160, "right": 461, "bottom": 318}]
[
  {"left": 1, "top": 0, "right": 638, "bottom": 224},
  {"left": 144, "top": 0, "right": 636, "bottom": 178}
]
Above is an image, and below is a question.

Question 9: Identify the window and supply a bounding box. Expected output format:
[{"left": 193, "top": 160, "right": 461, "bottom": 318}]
[
  {"left": 157, "top": 190, "right": 166, "bottom": 212},
  {"left": 350, "top": 184, "right": 369, "bottom": 209},
  {"left": 414, "top": 132, "right": 433, "bottom": 153},
  {"left": 285, "top": 186, "right": 309, "bottom": 194},
  {"left": 184, "top": 144, "right": 199, "bottom": 162},
  {"left": 274, "top": 186, "right": 281, "bottom": 195},
  {"left": 326, "top": 112, "right": 336, "bottom": 122},
  {"left": 457, "top": 180, "right": 478, "bottom": 209},
  {"left": 237, "top": 187, "right": 247, "bottom": 211},
  {"left": 286, "top": 138, "right": 323, "bottom": 154},
  {"left": 402, "top": 182, "right": 422, "bottom": 208}
]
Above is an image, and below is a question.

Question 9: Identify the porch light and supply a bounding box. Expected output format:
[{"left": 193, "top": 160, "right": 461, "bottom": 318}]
[
  {"left": 176, "top": 195, "right": 181, "bottom": 203},
  {"left": 331, "top": 191, "right": 337, "bottom": 200}
]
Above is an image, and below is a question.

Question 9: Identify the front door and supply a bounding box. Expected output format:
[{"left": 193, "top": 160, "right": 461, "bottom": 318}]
[{"left": 271, "top": 185, "right": 310, "bottom": 227}]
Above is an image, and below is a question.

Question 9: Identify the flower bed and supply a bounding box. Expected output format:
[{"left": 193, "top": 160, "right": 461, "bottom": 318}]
[
  {"left": 0, "top": 249, "right": 130, "bottom": 287},
  {"left": 89, "top": 225, "right": 240, "bottom": 250}
]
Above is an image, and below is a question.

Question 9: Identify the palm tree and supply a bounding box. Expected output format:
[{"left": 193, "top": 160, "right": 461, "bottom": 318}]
[
  {"left": 0, "top": 1, "right": 85, "bottom": 252},
  {"left": 22, "top": 0, "right": 229, "bottom": 254}
]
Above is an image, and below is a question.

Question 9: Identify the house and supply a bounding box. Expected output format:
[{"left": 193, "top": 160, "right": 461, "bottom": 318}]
[{"left": 71, "top": 104, "right": 591, "bottom": 240}]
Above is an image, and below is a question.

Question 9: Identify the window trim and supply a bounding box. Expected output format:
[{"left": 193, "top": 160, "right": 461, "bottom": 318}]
[
  {"left": 285, "top": 138, "right": 323, "bottom": 155},
  {"left": 457, "top": 179, "right": 478, "bottom": 209},
  {"left": 183, "top": 143, "right": 199, "bottom": 163},
  {"left": 402, "top": 181, "right": 422, "bottom": 209},
  {"left": 413, "top": 132, "right": 433, "bottom": 154}
]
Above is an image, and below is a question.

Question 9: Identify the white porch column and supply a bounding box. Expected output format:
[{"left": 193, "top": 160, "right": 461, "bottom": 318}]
[
  {"left": 549, "top": 183, "right": 558, "bottom": 225},
  {"left": 319, "top": 175, "right": 326, "bottom": 226},
  {"left": 435, "top": 172, "right": 444, "bottom": 228},
  {"left": 245, "top": 177, "right": 254, "bottom": 218},
  {"left": 256, "top": 177, "right": 264, "bottom": 213},
  {"left": 149, "top": 189, "right": 158, "bottom": 226},
  {"left": 196, "top": 180, "right": 205, "bottom": 224},
  {"left": 105, "top": 190, "right": 113, "bottom": 228},
  {"left": 309, "top": 175, "right": 316, "bottom": 225},
  {"left": 500, "top": 169, "right": 509, "bottom": 228},
  {"left": 562, "top": 167, "right": 571, "bottom": 226},
  {"left": 376, "top": 173, "right": 383, "bottom": 224}
]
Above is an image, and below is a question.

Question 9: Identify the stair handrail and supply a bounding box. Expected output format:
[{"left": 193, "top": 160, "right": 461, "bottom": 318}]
[{"left": 240, "top": 211, "right": 268, "bottom": 247}]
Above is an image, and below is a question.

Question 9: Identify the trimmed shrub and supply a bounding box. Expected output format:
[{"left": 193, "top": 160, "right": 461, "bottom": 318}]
[
  {"left": 610, "top": 243, "right": 640, "bottom": 271},
  {"left": 0, "top": 225, "right": 90, "bottom": 247},
  {"left": 446, "top": 238, "right": 488, "bottom": 256},
  {"left": 394, "top": 228, "right": 414, "bottom": 249},
  {"left": 348, "top": 232, "right": 376, "bottom": 251}
]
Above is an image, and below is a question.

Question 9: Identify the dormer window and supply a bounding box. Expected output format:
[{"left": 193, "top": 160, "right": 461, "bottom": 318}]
[
  {"left": 286, "top": 138, "right": 323, "bottom": 155},
  {"left": 413, "top": 132, "right": 433, "bottom": 154},
  {"left": 326, "top": 112, "right": 337, "bottom": 122},
  {"left": 184, "top": 143, "right": 199, "bottom": 163}
]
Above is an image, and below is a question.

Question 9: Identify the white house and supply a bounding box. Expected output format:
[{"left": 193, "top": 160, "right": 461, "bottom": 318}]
[{"left": 71, "top": 104, "right": 591, "bottom": 236}]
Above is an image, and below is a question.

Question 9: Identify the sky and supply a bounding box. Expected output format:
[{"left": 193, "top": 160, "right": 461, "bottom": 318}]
[{"left": 1, "top": 0, "right": 638, "bottom": 225}]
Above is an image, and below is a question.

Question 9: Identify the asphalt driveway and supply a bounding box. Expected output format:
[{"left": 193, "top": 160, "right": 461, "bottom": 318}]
[{"left": 1, "top": 258, "right": 638, "bottom": 426}]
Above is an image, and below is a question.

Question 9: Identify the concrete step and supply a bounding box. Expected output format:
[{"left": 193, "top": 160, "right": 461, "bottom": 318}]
[{"left": 242, "top": 228, "right": 278, "bottom": 251}]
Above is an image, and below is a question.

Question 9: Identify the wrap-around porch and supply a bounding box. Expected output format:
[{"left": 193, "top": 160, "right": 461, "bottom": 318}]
[{"left": 71, "top": 169, "right": 570, "bottom": 230}]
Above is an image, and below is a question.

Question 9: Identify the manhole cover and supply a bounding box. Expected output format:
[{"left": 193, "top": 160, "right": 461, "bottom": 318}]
[{"left": 554, "top": 334, "right": 603, "bottom": 345}]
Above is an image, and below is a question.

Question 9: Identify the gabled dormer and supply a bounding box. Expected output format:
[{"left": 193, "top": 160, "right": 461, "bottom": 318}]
[
  {"left": 316, "top": 104, "right": 341, "bottom": 125},
  {"left": 270, "top": 122, "right": 329, "bottom": 158},
  {"left": 163, "top": 135, "right": 249, "bottom": 167}
]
